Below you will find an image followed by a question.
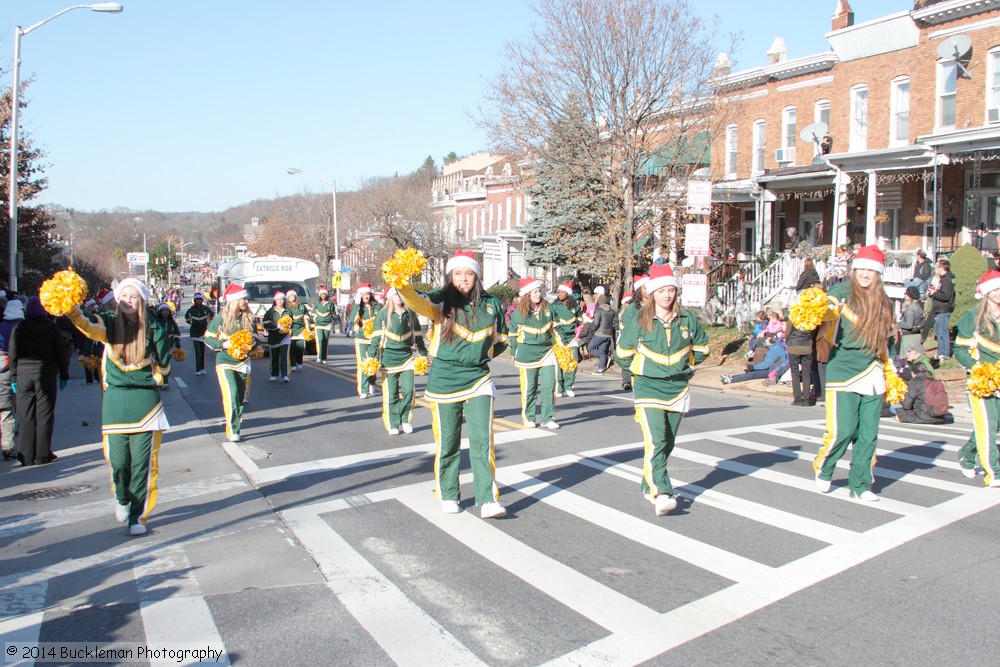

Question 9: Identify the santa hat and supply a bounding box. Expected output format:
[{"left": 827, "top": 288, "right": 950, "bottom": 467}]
[
  {"left": 317, "top": 286, "right": 329, "bottom": 295},
  {"left": 113, "top": 278, "right": 150, "bottom": 303},
  {"left": 383, "top": 286, "right": 398, "bottom": 301},
  {"left": 273, "top": 290, "right": 286, "bottom": 300},
  {"left": 84, "top": 298, "right": 97, "bottom": 308},
  {"left": 633, "top": 274, "right": 650, "bottom": 291},
  {"left": 98, "top": 288, "right": 114, "bottom": 305},
  {"left": 519, "top": 277, "right": 541, "bottom": 296},
  {"left": 622, "top": 292, "right": 633, "bottom": 304},
  {"left": 193, "top": 292, "right": 204, "bottom": 300},
  {"left": 852, "top": 245, "right": 885, "bottom": 274},
  {"left": 224, "top": 283, "right": 248, "bottom": 302},
  {"left": 645, "top": 264, "right": 678, "bottom": 293},
  {"left": 445, "top": 250, "right": 481, "bottom": 278},
  {"left": 286, "top": 289, "right": 297, "bottom": 298},
  {"left": 976, "top": 270, "right": 1000, "bottom": 299},
  {"left": 356, "top": 282, "right": 374, "bottom": 296},
  {"left": 557, "top": 281, "right": 574, "bottom": 295}
]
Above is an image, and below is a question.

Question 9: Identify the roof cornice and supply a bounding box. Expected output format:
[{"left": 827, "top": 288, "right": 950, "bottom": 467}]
[{"left": 911, "top": 0, "right": 1000, "bottom": 25}]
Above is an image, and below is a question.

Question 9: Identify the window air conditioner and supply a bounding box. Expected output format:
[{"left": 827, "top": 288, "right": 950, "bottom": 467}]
[
  {"left": 775, "top": 147, "right": 796, "bottom": 163},
  {"left": 989, "top": 107, "right": 1000, "bottom": 123}
]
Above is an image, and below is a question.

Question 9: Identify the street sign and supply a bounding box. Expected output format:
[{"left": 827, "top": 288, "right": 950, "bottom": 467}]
[
  {"left": 681, "top": 273, "right": 708, "bottom": 308},
  {"left": 684, "top": 223, "right": 711, "bottom": 257},
  {"left": 126, "top": 252, "right": 149, "bottom": 264},
  {"left": 686, "top": 181, "right": 712, "bottom": 215}
]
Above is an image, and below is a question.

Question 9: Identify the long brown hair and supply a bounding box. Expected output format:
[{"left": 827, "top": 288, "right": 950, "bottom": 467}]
[
  {"left": 975, "top": 294, "right": 1000, "bottom": 341},
  {"left": 517, "top": 291, "right": 543, "bottom": 318},
  {"left": 639, "top": 288, "right": 680, "bottom": 332},
  {"left": 109, "top": 304, "right": 149, "bottom": 366},
  {"left": 847, "top": 272, "right": 894, "bottom": 356},
  {"left": 439, "top": 272, "right": 484, "bottom": 343},
  {"left": 221, "top": 299, "right": 256, "bottom": 334}
]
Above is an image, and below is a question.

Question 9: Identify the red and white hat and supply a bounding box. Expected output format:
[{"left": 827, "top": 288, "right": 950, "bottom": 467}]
[
  {"left": 977, "top": 270, "right": 1000, "bottom": 299},
  {"left": 317, "top": 286, "right": 329, "bottom": 295},
  {"left": 557, "top": 281, "right": 574, "bottom": 295},
  {"left": 622, "top": 292, "right": 633, "bottom": 304},
  {"left": 273, "top": 290, "right": 286, "bottom": 300},
  {"left": 852, "top": 245, "right": 885, "bottom": 274},
  {"left": 224, "top": 283, "right": 248, "bottom": 302},
  {"left": 383, "top": 286, "right": 398, "bottom": 300},
  {"left": 113, "top": 278, "right": 151, "bottom": 303},
  {"left": 356, "top": 282, "right": 374, "bottom": 296},
  {"left": 84, "top": 298, "right": 96, "bottom": 308},
  {"left": 445, "top": 250, "right": 481, "bottom": 278},
  {"left": 98, "top": 288, "right": 114, "bottom": 305},
  {"left": 286, "top": 289, "right": 298, "bottom": 298},
  {"left": 633, "top": 274, "right": 650, "bottom": 291},
  {"left": 645, "top": 264, "right": 678, "bottom": 293},
  {"left": 519, "top": 277, "right": 541, "bottom": 296}
]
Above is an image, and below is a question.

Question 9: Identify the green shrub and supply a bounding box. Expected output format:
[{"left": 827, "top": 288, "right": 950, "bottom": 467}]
[
  {"left": 487, "top": 283, "right": 518, "bottom": 307},
  {"left": 948, "top": 243, "right": 986, "bottom": 327}
]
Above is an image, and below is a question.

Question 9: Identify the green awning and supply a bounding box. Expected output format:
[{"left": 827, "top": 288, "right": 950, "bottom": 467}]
[{"left": 638, "top": 130, "right": 710, "bottom": 176}]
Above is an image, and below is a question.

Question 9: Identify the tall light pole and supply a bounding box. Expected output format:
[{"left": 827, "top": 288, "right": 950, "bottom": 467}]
[
  {"left": 287, "top": 168, "right": 339, "bottom": 280},
  {"left": 8, "top": 2, "right": 123, "bottom": 292},
  {"left": 143, "top": 233, "right": 154, "bottom": 284}
]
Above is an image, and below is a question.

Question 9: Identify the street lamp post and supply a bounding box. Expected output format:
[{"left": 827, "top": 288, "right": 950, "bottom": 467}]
[
  {"left": 143, "top": 233, "right": 154, "bottom": 284},
  {"left": 287, "top": 168, "right": 339, "bottom": 282},
  {"left": 7, "top": 2, "right": 123, "bottom": 292}
]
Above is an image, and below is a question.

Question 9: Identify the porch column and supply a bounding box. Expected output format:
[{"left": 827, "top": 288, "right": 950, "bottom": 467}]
[
  {"left": 865, "top": 170, "right": 878, "bottom": 247},
  {"left": 831, "top": 169, "right": 851, "bottom": 250},
  {"left": 755, "top": 187, "right": 775, "bottom": 254}
]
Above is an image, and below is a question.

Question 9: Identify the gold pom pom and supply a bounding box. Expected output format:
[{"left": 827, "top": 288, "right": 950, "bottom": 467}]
[
  {"left": 554, "top": 344, "right": 578, "bottom": 373},
  {"left": 788, "top": 287, "right": 828, "bottom": 332},
  {"left": 228, "top": 329, "right": 254, "bottom": 361},
  {"left": 382, "top": 248, "right": 428, "bottom": 289},
  {"left": 172, "top": 348, "right": 186, "bottom": 362},
  {"left": 302, "top": 328, "right": 316, "bottom": 342},
  {"left": 250, "top": 346, "right": 266, "bottom": 360},
  {"left": 884, "top": 371, "right": 908, "bottom": 405},
  {"left": 413, "top": 355, "right": 430, "bottom": 376},
  {"left": 968, "top": 362, "right": 1000, "bottom": 399},
  {"left": 277, "top": 315, "right": 293, "bottom": 334},
  {"left": 363, "top": 318, "right": 375, "bottom": 338},
  {"left": 360, "top": 356, "right": 381, "bottom": 376},
  {"left": 39, "top": 268, "right": 88, "bottom": 317}
]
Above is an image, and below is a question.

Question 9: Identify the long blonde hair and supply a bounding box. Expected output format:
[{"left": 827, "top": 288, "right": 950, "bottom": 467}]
[
  {"left": 221, "top": 299, "right": 255, "bottom": 333},
  {"left": 109, "top": 304, "right": 149, "bottom": 366},
  {"left": 975, "top": 295, "right": 1000, "bottom": 341},
  {"left": 639, "top": 288, "right": 680, "bottom": 332},
  {"left": 848, "top": 272, "right": 894, "bottom": 356}
]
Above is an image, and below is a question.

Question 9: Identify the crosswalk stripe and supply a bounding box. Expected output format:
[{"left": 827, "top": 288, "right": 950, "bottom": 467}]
[
  {"left": 0, "top": 581, "right": 46, "bottom": 666},
  {"left": 878, "top": 422, "right": 970, "bottom": 440},
  {"left": 280, "top": 505, "right": 485, "bottom": 666},
  {"left": 768, "top": 427, "right": 965, "bottom": 471},
  {"left": 134, "top": 546, "right": 230, "bottom": 666},
  {"left": 496, "top": 470, "right": 775, "bottom": 583},
  {"left": 577, "top": 456, "right": 859, "bottom": 544},
  {"left": 795, "top": 422, "right": 963, "bottom": 453}
]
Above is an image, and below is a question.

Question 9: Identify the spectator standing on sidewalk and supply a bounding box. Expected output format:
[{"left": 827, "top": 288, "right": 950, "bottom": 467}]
[
  {"left": 587, "top": 295, "right": 617, "bottom": 375},
  {"left": 785, "top": 315, "right": 816, "bottom": 406},
  {"left": 0, "top": 329, "right": 14, "bottom": 461},
  {"left": 924, "top": 259, "right": 955, "bottom": 361}
]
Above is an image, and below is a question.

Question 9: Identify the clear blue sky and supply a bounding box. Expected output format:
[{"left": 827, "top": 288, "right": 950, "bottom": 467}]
[{"left": 3, "top": 1, "right": 909, "bottom": 213}]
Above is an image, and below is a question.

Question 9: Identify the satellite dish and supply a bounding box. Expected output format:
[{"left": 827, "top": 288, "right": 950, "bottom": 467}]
[
  {"left": 800, "top": 122, "right": 828, "bottom": 145},
  {"left": 937, "top": 35, "right": 973, "bottom": 78}
]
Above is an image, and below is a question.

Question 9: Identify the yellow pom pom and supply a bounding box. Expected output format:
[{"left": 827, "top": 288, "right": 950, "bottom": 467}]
[
  {"left": 250, "top": 346, "right": 266, "bottom": 360},
  {"left": 302, "top": 328, "right": 316, "bottom": 342},
  {"left": 968, "top": 362, "right": 1000, "bottom": 399},
  {"left": 382, "top": 248, "right": 428, "bottom": 289},
  {"left": 360, "top": 356, "right": 381, "bottom": 376},
  {"left": 363, "top": 318, "right": 375, "bottom": 338},
  {"left": 884, "top": 371, "right": 908, "bottom": 405},
  {"left": 172, "top": 348, "right": 187, "bottom": 362},
  {"left": 228, "top": 329, "right": 254, "bottom": 361},
  {"left": 413, "top": 355, "right": 430, "bottom": 376},
  {"left": 277, "top": 315, "right": 293, "bottom": 334},
  {"left": 788, "top": 287, "right": 828, "bottom": 332},
  {"left": 39, "top": 268, "right": 88, "bottom": 317},
  {"left": 554, "top": 344, "right": 578, "bottom": 373}
]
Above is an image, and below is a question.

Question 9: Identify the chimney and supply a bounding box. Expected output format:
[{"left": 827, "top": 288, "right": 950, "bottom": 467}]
[
  {"left": 832, "top": 0, "right": 855, "bottom": 31},
  {"left": 713, "top": 52, "right": 732, "bottom": 78},
  {"left": 766, "top": 37, "right": 787, "bottom": 65}
]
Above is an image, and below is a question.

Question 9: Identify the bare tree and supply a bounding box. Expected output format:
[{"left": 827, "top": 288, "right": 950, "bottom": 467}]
[{"left": 480, "top": 0, "right": 738, "bottom": 299}]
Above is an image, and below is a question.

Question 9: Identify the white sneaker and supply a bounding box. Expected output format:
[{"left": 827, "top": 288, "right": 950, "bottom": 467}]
[
  {"left": 815, "top": 475, "right": 831, "bottom": 493},
  {"left": 523, "top": 421, "right": 536, "bottom": 429},
  {"left": 989, "top": 478, "right": 1000, "bottom": 488},
  {"left": 853, "top": 490, "right": 879, "bottom": 502},
  {"left": 115, "top": 503, "right": 129, "bottom": 523},
  {"left": 654, "top": 495, "right": 678, "bottom": 516},
  {"left": 368, "top": 387, "right": 376, "bottom": 396},
  {"left": 297, "top": 364, "right": 304, "bottom": 371},
  {"left": 229, "top": 433, "right": 241, "bottom": 442},
  {"left": 441, "top": 500, "right": 461, "bottom": 514},
  {"left": 292, "top": 365, "right": 299, "bottom": 372},
  {"left": 269, "top": 376, "right": 276, "bottom": 382},
  {"left": 565, "top": 390, "right": 575, "bottom": 398},
  {"left": 388, "top": 428, "right": 400, "bottom": 435},
  {"left": 961, "top": 467, "right": 977, "bottom": 479},
  {"left": 129, "top": 523, "right": 147, "bottom": 536},
  {"left": 283, "top": 376, "right": 290, "bottom": 383},
  {"left": 480, "top": 502, "right": 507, "bottom": 519},
  {"left": 359, "top": 394, "right": 367, "bottom": 400},
  {"left": 555, "top": 391, "right": 564, "bottom": 398},
  {"left": 542, "top": 421, "right": 560, "bottom": 429},
  {"left": 401, "top": 423, "right": 413, "bottom": 434}
]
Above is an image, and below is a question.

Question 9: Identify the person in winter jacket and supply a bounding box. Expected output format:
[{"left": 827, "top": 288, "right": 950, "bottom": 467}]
[
  {"left": 721, "top": 335, "right": 788, "bottom": 384},
  {"left": 784, "top": 317, "right": 816, "bottom": 406},
  {"left": 795, "top": 258, "right": 821, "bottom": 292},
  {"left": 923, "top": 259, "right": 955, "bottom": 360},
  {"left": 10, "top": 297, "right": 70, "bottom": 466},
  {"left": 904, "top": 249, "right": 933, "bottom": 298},
  {"left": 894, "top": 341, "right": 945, "bottom": 425},
  {"left": 895, "top": 286, "right": 925, "bottom": 360},
  {"left": 184, "top": 292, "right": 214, "bottom": 375},
  {"left": 0, "top": 330, "right": 14, "bottom": 461},
  {"left": 587, "top": 295, "right": 618, "bottom": 374}
]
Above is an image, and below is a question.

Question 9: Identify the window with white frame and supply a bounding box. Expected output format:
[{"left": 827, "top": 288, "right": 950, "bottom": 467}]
[
  {"left": 780, "top": 107, "right": 796, "bottom": 164},
  {"left": 988, "top": 48, "right": 1000, "bottom": 123},
  {"left": 938, "top": 60, "right": 957, "bottom": 130},
  {"left": 850, "top": 85, "right": 868, "bottom": 152},
  {"left": 890, "top": 77, "right": 910, "bottom": 145},
  {"left": 752, "top": 120, "right": 766, "bottom": 174},
  {"left": 814, "top": 99, "right": 830, "bottom": 155},
  {"left": 725, "top": 124, "right": 738, "bottom": 177}
]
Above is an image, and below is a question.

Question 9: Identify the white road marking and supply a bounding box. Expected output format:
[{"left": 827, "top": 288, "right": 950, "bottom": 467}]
[
  {"left": 0, "top": 582, "right": 46, "bottom": 666},
  {"left": 174, "top": 377, "right": 188, "bottom": 389}
]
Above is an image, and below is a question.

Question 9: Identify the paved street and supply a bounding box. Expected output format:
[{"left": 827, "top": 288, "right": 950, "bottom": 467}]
[{"left": 3, "top": 315, "right": 1000, "bottom": 666}]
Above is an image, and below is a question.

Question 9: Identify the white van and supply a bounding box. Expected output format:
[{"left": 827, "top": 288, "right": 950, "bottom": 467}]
[{"left": 216, "top": 256, "right": 320, "bottom": 320}]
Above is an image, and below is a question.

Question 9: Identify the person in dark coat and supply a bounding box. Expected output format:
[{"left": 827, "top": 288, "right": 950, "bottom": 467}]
[
  {"left": 587, "top": 295, "right": 618, "bottom": 374},
  {"left": 923, "top": 259, "right": 955, "bottom": 360},
  {"left": 895, "top": 342, "right": 945, "bottom": 424},
  {"left": 0, "top": 331, "right": 14, "bottom": 460},
  {"left": 795, "top": 259, "right": 821, "bottom": 292},
  {"left": 9, "top": 297, "right": 69, "bottom": 466}
]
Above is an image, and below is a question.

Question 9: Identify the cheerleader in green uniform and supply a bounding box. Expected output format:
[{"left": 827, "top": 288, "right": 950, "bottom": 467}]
[
  {"left": 954, "top": 270, "right": 1000, "bottom": 487},
  {"left": 184, "top": 292, "right": 214, "bottom": 375},
  {"left": 370, "top": 287, "right": 426, "bottom": 435},
  {"left": 619, "top": 274, "right": 649, "bottom": 392},
  {"left": 397, "top": 250, "right": 509, "bottom": 518},
  {"left": 261, "top": 291, "right": 291, "bottom": 382},
  {"left": 550, "top": 281, "right": 582, "bottom": 398},
  {"left": 813, "top": 245, "right": 895, "bottom": 502},
  {"left": 353, "top": 283, "right": 380, "bottom": 399},
  {"left": 204, "top": 284, "right": 258, "bottom": 442},
  {"left": 509, "top": 277, "right": 560, "bottom": 429},
  {"left": 311, "top": 286, "right": 335, "bottom": 363},
  {"left": 68, "top": 278, "right": 173, "bottom": 536},
  {"left": 155, "top": 304, "right": 182, "bottom": 390},
  {"left": 615, "top": 264, "right": 709, "bottom": 516},
  {"left": 285, "top": 290, "right": 310, "bottom": 371}
]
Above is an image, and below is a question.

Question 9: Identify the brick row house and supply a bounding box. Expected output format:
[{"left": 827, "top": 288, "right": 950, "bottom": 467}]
[{"left": 712, "top": 0, "right": 1000, "bottom": 262}]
